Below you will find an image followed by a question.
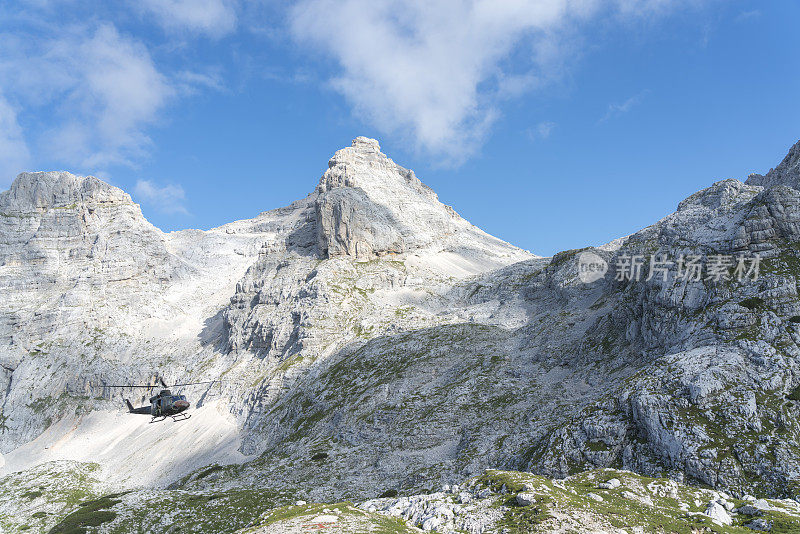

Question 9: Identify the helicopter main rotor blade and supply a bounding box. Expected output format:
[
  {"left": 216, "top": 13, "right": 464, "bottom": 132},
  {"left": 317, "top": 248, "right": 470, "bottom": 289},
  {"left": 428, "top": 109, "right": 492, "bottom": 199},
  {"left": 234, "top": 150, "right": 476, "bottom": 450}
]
[
  {"left": 104, "top": 384, "right": 159, "bottom": 388},
  {"left": 167, "top": 380, "right": 223, "bottom": 387},
  {"left": 104, "top": 379, "right": 226, "bottom": 388}
]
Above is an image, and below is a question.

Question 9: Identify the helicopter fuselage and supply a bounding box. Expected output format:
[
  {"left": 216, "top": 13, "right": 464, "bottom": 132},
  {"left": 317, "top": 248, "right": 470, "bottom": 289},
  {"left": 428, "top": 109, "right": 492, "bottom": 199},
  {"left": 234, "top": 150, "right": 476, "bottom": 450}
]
[
  {"left": 149, "top": 389, "right": 190, "bottom": 417},
  {"left": 124, "top": 389, "right": 191, "bottom": 422}
]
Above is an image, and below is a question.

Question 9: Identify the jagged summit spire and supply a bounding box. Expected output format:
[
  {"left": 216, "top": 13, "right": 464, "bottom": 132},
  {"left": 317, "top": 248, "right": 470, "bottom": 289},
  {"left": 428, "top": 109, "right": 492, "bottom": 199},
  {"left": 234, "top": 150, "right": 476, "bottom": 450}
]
[
  {"left": 746, "top": 139, "right": 800, "bottom": 189},
  {"left": 310, "top": 136, "right": 527, "bottom": 261},
  {"left": 350, "top": 136, "right": 381, "bottom": 152},
  {"left": 318, "top": 136, "right": 430, "bottom": 197}
]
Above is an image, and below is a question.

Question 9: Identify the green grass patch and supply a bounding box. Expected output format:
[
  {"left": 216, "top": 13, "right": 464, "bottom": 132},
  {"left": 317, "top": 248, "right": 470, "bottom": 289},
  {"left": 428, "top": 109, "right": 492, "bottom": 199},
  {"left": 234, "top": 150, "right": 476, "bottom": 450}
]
[
  {"left": 477, "top": 470, "right": 530, "bottom": 494},
  {"left": 739, "top": 297, "right": 764, "bottom": 310},
  {"left": 764, "top": 510, "right": 800, "bottom": 533},
  {"left": 498, "top": 494, "right": 553, "bottom": 533},
  {"left": 586, "top": 440, "right": 611, "bottom": 452},
  {"left": 48, "top": 492, "right": 128, "bottom": 534},
  {"left": 310, "top": 452, "right": 328, "bottom": 462},
  {"left": 250, "top": 502, "right": 415, "bottom": 533},
  {"left": 196, "top": 464, "right": 226, "bottom": 480}
]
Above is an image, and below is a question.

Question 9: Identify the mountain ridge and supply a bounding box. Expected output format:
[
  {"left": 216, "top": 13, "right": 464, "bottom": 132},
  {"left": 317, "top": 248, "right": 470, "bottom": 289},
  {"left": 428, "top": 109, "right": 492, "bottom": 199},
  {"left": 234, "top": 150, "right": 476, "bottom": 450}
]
[{"left": 3, "top": 137, "right": 800, "bottom": 533}]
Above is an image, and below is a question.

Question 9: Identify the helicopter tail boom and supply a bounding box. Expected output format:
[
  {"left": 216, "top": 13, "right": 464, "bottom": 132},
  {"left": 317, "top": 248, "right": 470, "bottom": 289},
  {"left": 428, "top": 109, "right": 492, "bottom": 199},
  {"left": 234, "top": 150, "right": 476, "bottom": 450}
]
[{"left": 124, "top": 399, "right": 152, "bottom": 415}]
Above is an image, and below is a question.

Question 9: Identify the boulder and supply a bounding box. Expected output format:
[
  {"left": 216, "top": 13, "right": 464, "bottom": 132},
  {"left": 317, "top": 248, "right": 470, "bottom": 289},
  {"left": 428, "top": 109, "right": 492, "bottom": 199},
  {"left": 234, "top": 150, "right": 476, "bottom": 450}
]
[
  {"left": 598, "top": 478, "right": 621, "bottom": 490},
  {"left": 745, "top": 518, "right": 773, "bottom": 532},
  {"left": 704, "top": 501, "right": 732, "bottom": 526},
  {"left": 516, "top": 493, "right": 536, "bottom": 506},
  {"left": 738, "top": 504, "right": 763, "bottom": 516}
]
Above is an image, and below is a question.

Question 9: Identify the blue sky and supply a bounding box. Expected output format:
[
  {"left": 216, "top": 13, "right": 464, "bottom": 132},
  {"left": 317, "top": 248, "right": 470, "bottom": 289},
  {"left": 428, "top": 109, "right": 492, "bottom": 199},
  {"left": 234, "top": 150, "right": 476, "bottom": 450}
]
[{"left": 1, "top": 1, "right": 798, "bottom": 256}]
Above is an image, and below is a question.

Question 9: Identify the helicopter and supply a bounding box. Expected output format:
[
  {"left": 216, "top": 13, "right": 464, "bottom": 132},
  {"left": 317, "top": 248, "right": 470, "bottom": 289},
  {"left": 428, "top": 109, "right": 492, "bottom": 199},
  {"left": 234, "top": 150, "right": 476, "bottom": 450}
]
[{"left": 107, "top": 378, "right": 220, "bottom": 423}]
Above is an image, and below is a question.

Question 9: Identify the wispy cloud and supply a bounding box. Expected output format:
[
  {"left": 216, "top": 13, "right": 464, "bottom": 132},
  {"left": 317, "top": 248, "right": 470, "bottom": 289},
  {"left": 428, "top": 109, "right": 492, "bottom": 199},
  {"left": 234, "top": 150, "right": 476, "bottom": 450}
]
[
  {"left": 0, "top": 1, "right": 238, "bottom": 180},
  {"left": 175, "top": 69, "right": 226, "bottom": 94},
  {"left": 528, "top": 121, "right": 556, "bottom": 141},
  {"left": 0, "top": 23, "right": 174, "bottom": 172},
  {"left": 136, "top": 0, "right": 238, "bottom": 38},
  {"left": 0, "top": 95, "right": 31, "bottom": 185},
  {"left": 290, "top": 0, "right": 701, "bottom": 165},
  {"left": 134, "top": 179, "right": 189, "bottom": 215},
  {"left": 734, "top": 10, "right": 761, "bottom": 23},
  {"left": 599, "top": 91, "right": 649, "bottom": 123}
]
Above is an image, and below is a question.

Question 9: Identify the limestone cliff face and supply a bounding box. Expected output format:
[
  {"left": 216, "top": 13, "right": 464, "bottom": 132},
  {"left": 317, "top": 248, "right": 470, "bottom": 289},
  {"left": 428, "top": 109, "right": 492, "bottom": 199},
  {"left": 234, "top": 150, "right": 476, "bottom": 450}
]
[
  {"left": 0, "top": 172, "right": 176, "bottom": 345},
  {"left": 0, "top": 172, "right": 267, "bottom": 452},
  {"left": 0, "top": 138, "right": 532, "bottom": 462}
]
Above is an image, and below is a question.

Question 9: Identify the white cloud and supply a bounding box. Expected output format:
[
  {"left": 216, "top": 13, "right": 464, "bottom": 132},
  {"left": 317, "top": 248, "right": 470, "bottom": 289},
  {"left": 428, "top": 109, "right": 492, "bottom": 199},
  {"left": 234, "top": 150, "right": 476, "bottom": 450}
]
[
  {"left": 138, "top": 0, "right": 237, "bottom": 38},
  {"left": 290, "top": 0, "right": 695, "bottom": 163},
  {"left": 0, "top": 95, "right": 31, "bottom": 186},
  {"left": 529, "top": 121, "right": 556, "bottom": 140},
  {"left": 0, "top": 23, "right": 173, "bottom": 171},
  {"left": 599, "top": 91, "right": 648, "bottom": 122},
  {"left": 734, "top": 10, "right": 760, "bottom": 23},
  {"left": 175, "top": 70, "right": 226, "bottom": 94},
  {"left": 134, "top": 179, "right": 189, "bottom": 215}
]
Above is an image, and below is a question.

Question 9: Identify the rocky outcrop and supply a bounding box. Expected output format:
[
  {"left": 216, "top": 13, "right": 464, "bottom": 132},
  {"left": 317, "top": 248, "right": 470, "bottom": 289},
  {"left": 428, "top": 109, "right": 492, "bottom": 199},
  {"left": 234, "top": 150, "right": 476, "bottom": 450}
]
[{"left": 747, "top": 140, "right": 800, "bottom": 189}]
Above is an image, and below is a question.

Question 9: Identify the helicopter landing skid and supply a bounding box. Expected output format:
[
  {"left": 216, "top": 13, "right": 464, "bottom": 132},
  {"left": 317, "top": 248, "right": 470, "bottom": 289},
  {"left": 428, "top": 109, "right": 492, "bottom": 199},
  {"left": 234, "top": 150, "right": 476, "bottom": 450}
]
[{"left": 149, "top": 413, "right": 191, "bottom": 423}]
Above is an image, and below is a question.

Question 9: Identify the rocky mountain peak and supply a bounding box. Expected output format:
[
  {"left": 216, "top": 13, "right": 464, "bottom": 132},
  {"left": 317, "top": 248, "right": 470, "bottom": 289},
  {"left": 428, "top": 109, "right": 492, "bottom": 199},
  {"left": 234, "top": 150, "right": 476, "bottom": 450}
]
[
  {"left": 351, "top": 136, "right": 381, "bottom": 152},
  {"left": 312, "top": 137, "right": 509, "bottom": 260},
  {"left": 0, "top": 171, "right": 132, "bottom": 212},
  {"left": 318, "top": 137, "right": 433, "bottom": 200},
  {"left": 745, "top": 139, "right": 800, "bottom": 189}
]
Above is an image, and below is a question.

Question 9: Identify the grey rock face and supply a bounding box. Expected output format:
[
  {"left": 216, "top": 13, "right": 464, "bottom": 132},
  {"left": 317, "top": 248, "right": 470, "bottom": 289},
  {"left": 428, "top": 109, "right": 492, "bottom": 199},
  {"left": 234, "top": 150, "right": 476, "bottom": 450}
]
[
  {"left": 0, "top": 170, "right": 272, "bottom": 453},
  {"left": 598, "top": 478, "right": 621, "bottom": 490},
  {"left": 0, "top": 138, "right": 532, "bottom": 479}
]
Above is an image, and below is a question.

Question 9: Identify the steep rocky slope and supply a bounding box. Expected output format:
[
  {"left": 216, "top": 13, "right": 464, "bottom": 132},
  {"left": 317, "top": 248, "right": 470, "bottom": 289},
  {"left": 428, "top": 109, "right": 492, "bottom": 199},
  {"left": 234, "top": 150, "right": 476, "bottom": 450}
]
[{"left": 3, "top": 138, "right": 800, "bottom": 533}]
